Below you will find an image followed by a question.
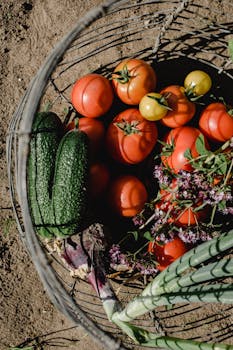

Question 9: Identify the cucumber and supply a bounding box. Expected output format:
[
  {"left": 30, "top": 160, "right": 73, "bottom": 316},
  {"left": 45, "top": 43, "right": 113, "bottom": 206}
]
[
  {"left": 50, "top": 129, "right": 89, "bottom": 237},
  {"left": 27, "top": 112, "right": 64, "bottom": 238}
]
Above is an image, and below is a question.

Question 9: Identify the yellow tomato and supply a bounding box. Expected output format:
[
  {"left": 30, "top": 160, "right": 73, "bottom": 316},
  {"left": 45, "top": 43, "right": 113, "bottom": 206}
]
[
  {"left": 139, "top": 92, "right": 169, "bottom": 121},
  {"left": 184, "top": 70, "right": 212, "bottom": 96}
]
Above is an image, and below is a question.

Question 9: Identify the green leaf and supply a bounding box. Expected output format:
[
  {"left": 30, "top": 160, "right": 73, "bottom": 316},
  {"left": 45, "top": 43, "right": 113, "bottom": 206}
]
[
  {"left": 184, "top": 148, "right": 192, "bottom": 160},
  {"left": 228, "top": 40, "right": 233, "bottom": 62},
  {"left": 195, "top": 134, "right": 209, "bottom": 156},
  {"left": 130, "top": 231, "right": 139, "bottom": 241},
  {"left": 144, "top": 231, "right": 154, "bottom": 241},
  {"left": 214, "top": 154, "right": 228, "bottom": 175},
  {"left": 218, "top": 200, "right": 227, "bottom": 210}
]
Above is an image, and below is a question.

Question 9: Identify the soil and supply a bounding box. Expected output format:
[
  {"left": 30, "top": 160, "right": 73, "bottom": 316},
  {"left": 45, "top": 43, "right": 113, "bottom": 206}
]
[
  {"left": 1, "top": 1, "right": 233, "bottom": 350},
  {"left": 0, "top": 1, "right": 104, "bottom": 349}
]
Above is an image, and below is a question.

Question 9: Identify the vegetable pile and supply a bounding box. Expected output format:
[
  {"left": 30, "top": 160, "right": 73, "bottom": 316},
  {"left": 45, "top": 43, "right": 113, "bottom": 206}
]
[{"left": 28, "top": 58, "right": 233, "bottom": 281}]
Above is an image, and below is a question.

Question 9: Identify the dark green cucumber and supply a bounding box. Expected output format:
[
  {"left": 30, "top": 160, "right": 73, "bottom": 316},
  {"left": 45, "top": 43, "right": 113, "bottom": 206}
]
[
  {"left": 50, "top": 129, "right": 89, "bottom": 237},
  {"left": 27, "top": 112, "right": 64, "bottom": 238}
]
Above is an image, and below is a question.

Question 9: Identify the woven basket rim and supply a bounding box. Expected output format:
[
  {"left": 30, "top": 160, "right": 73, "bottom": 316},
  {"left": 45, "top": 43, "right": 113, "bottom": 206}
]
[{"left": 6, "top": 1, "right": 233, "bottom": 349}]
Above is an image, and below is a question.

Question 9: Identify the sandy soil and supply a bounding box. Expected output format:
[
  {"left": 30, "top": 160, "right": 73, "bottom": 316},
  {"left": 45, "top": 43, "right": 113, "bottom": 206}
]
[
  {"left": 0, "top": 1, "right": 104, "bottom": 349},
  {"left": 1, "top": 1, "right": 233, "bottom": 350}
]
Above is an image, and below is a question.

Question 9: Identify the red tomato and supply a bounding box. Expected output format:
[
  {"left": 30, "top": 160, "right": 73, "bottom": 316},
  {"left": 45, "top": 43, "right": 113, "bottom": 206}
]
[
  {"left": 148, "top": 237, "right": 187, "bottom": 271},
  {"left": 112, "top": 58, "right": 156, "bottom": 105},
  {"left": 106, "top": 108, "right": 158, "bottom": 164},
  {"left": 89, "top": 162, "right": 110, "bottom": 198},
  {"left": 158, "top": 179, "right": 208, "bottom": 226},
  {"left": 161, "top": 126, "right": 208, "bottom": 172},
  {"left": 199, "top": 102, "right": 233, "bottom": 142},
  {"left": 160, "top": 85, "right": 196, "bottom": 128},
  {"left": 108, "top": 175, "right": 148, "bottom": 217},
  {"left": 66, "top": 117, "right": 105, "bottom": 156},
  {"left": 71, "top": 73, "right": 114, "bottom": 118}
]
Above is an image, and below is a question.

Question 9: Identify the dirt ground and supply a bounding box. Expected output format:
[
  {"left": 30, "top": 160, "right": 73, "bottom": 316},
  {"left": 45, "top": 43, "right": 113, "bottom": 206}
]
[
  {"left": 1, "top": 1, "right": 233, "bottom": 350},
  {"left": 0, "top": 1, "right": 105, "bottom": 349}
]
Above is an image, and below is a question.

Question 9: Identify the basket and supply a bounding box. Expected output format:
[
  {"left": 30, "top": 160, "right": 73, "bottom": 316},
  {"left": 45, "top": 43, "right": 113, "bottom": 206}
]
[{"left": 6, "top": 0, "right": 233, "bottom": 349}]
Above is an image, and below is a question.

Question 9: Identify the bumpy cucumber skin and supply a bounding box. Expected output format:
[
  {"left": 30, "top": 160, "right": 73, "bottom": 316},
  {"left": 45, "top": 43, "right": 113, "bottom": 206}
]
[
  {"left": 28, "top": 112, "right": 64, "bottom": 238},
  {"left": 50, "top": 129, "right": 89, "bottom": 237}
]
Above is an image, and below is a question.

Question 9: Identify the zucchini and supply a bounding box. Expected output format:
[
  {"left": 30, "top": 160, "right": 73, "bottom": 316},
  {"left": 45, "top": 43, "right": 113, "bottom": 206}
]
[
  {"left": 27, "top": 111, "right": 64, "bottom": 238},
  {"left": 50, "top": 129, "right": 89, "bottom": 237}
]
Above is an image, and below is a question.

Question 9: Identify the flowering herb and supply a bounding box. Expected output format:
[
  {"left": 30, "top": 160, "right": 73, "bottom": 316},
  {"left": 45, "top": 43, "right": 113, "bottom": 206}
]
[{"left": 109, "top": 137, "right": 233, "bottom": 278}]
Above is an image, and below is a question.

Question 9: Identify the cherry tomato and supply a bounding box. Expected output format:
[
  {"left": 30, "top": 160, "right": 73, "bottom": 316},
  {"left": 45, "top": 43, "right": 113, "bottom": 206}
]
[
  {"left": 139, "top": 92, "right": 169, "bottom": 121},
  {"left": 159, "top": 85, "right": 196, "bottom": 128},
  {"left": 199, "top": 102, "right": 233, "bottom": 142},
  {"left": 66, "top": 117, "right": 105, "bottom": 156},
  {"left": 89, "top": 162, "right": 110, "bottom": 198},
  {"left": 108, "top": 175, "right": 148, "bottom": 217},
  {"left": 106, "top": 108, "right": 158, "bottom": 164},
  {"left": 71, "top": 73, "right": 114, "bottom": 118},
  {"left": 161, "top": 126, "right": 209, "bottom": 173},
  {"left": 157, "top": 179, "right": 208, "bottom": 226},
  {"left": 112, "top": 58, "right": 156, "bottom": 105},
  {"left": 184, "top": 70, "right": 212, "bottom": 96},
  {"left": 148, "top": 237, "right": 187, "bottom": 271}
]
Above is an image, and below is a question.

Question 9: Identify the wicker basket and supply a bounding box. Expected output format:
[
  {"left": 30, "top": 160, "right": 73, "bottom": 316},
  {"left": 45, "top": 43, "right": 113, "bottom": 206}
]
[{"left": 6, "top": 0, "right": 233, "bottom": 349}]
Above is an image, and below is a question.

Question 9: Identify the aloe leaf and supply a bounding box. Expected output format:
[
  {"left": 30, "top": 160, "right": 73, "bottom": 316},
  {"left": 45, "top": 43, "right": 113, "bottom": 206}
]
[
  {"left": 113, "top": 318, "right": 233, "bottom": 350},
  {"left": 112, "top": 230, "right": 233, "bottom": 322},
  {"left": 158, "top": 257, "right": 233, "bottom": 294},
  {"left": 140, "top": 283, "right": 233, "bottom": 308},
  {"left": 159, "top": 229, "right": 233, "bottom": 286}
]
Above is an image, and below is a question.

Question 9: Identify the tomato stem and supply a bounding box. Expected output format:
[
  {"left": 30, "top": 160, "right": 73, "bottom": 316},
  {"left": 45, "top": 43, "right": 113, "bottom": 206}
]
[
  {"left": 112, "top": 65, "right": 132, "bottom": 84},
  {"left": 115, "top": 119, "right": 141, "bottom": 135},
  {"left": 147, "top": 93, "right": 173, "bottom": 111}
]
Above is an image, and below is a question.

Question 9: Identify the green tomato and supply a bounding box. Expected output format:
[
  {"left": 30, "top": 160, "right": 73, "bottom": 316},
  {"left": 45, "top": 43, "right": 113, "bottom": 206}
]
[
  {"left": 139, "top": 92, "right": 169, "bottom": 121},
  {"left": 184, "top": 70, "right": 212, "bottom": 96}
]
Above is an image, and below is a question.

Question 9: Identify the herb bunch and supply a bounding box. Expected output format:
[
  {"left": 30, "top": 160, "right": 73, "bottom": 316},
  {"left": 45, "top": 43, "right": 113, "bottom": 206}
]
[{"left": 109, "top": 137, "right": 233, "bottom": 277}]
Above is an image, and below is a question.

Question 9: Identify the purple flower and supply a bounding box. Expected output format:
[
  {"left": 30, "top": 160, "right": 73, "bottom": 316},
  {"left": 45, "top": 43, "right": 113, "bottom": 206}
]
[
  {"left": 221, "top": 207, "right": 233, "bottom": 215},
  {"left": 109, "top": 244, "right": 129, "bottom": 267},
  {"left": 178, "top": 227, "right": 212, "bottom": 244},
  {"left": 132, "top": 215, "right": 145, "bottom": 227},
  {"left": 153, "top": 165, "right": 171, "bottom": 186}
]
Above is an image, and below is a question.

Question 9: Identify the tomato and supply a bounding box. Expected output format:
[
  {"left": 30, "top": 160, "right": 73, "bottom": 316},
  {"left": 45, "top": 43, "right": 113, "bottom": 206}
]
[
  {"left": 161, "top": 126, "right": 209, "bottom": 172},
  {"left": 89, "top": 162, "right": 110, "bottom": 198},
  {"left": 106, "top": 108, "right": 158, "bottom": 164},
  {"left": 148, "top": 237, "right": 187, "bottom": 271},
  {"left": 184, "top": 70, "right": 212, "bottom": 96},
  {"left": 199, "top": 102, "right": 233, "bottom": 142},
  {"left": 71, "top": 73, "right": 114, "bottom": 118},
  {"left": 112, "top": 58, "right": 156, "bottom": 105},
  {"left": 159, "top": 85, "right": 196, "bottom": 128},
  {"left": 108, "top": 175, "right": 148, "bottom": 217},
  {"left": 66, "top": 117, "right": 105, "bottom": 156},
  {"left": 139, "top": 92, "right": 169, "bottom": 121},
  {"left": 158, "top": 179, "right": 208, "bottom": 226}
]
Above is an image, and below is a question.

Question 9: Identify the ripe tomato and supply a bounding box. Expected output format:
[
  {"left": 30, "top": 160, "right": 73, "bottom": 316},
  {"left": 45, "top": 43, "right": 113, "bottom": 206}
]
[
  {"left": 139, "top": 92, "right": 169, "bottom": 121},
  {"left": 108, "top": 175, "right": 148, "bottom": 217},
  {"left": 161, "top": 126, "right": 208, "bottom": 172},
  {"left": 71, "top": 73, "right": 114, "bottom": 118},
  {"left": 112, "top": 58, "right": 156, "bottom": 105},
  {"left": 106, "top": 108, "right": 158, "bottom": 164},
  {"left": 199, "top": 102, "right": 233, "bottom": 142},
  {"left": 89, "top": 162, "right": 110, "bottom": 198},
  {"left": 158, "top": 179, "right": 208, "bottom": 226},
  {"left": 148, "top": 237, "right": 187, "bottom": 271},
  {"left": 159, "top": 85, "right": 196, "bottom": 128},
  {"left": 66, "top": 117, "right": 105, "bottom": 156},
  {"left": 184, "top": 70, "right": 212, "bottom": 96}
]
